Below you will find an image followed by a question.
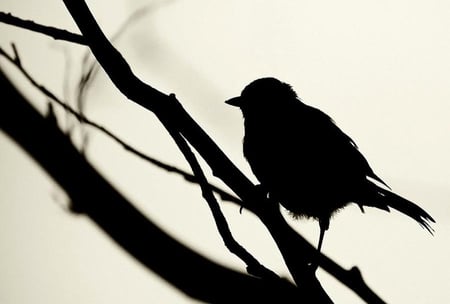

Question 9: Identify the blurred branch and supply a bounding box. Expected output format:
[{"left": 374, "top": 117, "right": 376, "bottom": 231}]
[
  {"left": 78, "top": 3, "right": 156, "bottom": 110},
  {"left": 0, "top": 12, "right": 86, "bottom": 45},
  {"left": 0, "top": 45, "right": 239, "bottom": 204},
  {"left": 0, "top": 44, "right": 59, "bottom": 102},
  {"left": 0, "top": 70, "right": 300, "bottom": 302},
  {"left": 76, "top": 4, "right": 157, "bottom": 149}
]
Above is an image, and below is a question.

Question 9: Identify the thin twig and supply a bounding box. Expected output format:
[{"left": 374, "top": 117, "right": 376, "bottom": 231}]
[
  {"left": 0, "top": 12, "right": 86, "bottom": 45},
  {"left": 165, "top": 94, "right": 279, "bottom": 279},
  {"left": 10, "top": 42, "right": 20, "bottom": 65},
  {"left": 0, "top": 45, "right": 240, "bottom": 205},
  {"left": 77, "top": 3, "right": 155, "bottom": 112},
  {"left": 76, "top": 5, "right": 155, "bottom": 152}
]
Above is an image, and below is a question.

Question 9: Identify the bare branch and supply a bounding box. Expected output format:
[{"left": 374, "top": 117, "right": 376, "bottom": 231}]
[
  {"left": 10, "top": 42, "right": 20, "bottom": 65},
  {"left": 0, "top": 12, "right": 86, "bottom": 45}
]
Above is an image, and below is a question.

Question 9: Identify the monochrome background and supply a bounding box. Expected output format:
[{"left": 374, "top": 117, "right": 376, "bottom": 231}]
[{"left": 1, "top": 1, "right": 449, "bottom": 303}]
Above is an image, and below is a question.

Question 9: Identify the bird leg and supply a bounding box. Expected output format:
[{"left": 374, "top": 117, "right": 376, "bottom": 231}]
[
  {"left": 317, "top": 225, "right": 326, "bottom": 254},
  {"left": 317, "top": 217, "right": 329, "bottom": 254},
  {"left": 311, "top": 218, "right": 329, "bottom": 271}
]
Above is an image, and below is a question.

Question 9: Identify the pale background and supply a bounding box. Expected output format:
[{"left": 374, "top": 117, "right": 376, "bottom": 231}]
[{"left": 0, "top": 0, "right": 449, "bottom": 303}]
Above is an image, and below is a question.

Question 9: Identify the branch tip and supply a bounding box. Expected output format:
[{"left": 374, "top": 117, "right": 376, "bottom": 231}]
[{"left": 10, "top": 42, "right": 21, "bottom": 65}]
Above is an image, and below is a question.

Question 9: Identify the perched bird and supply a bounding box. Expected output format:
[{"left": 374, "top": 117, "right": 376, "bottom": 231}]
[{"left": 226, "top": 77, "right": 434, "bottom": 252}]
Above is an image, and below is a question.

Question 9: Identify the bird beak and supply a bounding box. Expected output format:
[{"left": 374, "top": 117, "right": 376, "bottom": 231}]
[{"left": 225, "top": 96, "right": 242, "bottom": 107}]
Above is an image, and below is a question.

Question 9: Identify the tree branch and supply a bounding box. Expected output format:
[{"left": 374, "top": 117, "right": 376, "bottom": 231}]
[
  {"left": 0, "top": 69, "right": 301, "bottom": 303},
  {"left": 0, "top": 12, "right": 86, "bottom": 45}
]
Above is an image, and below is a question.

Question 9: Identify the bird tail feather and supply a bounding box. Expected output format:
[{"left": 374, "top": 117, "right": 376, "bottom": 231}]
[{"left": 368, "top": 184, "right": 435, "bottom": 234}]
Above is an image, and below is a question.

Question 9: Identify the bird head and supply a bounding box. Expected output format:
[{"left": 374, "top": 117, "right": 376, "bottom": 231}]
[{"left": 225, "top": 77, "right": 298, "bottom": 115}]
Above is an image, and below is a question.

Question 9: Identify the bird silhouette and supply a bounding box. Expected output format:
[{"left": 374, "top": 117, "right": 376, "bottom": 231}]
[{"left": 226, "top": 77, "right": 434, "bottom": 252}]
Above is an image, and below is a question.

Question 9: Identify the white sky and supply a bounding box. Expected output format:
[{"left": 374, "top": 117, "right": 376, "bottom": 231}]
[{"left": 1, "top": 0, "right": 449, "bottom": 303}]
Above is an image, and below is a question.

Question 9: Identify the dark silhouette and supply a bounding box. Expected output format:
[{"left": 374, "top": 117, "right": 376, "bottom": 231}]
[
  {"left": 226, "top": 77, "right": 435, "bottom": 253},
  {"left": 2, "top": 2, "right": 428, "bottom": 301}
]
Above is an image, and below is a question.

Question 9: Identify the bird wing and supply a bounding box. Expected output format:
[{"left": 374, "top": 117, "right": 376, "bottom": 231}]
[{"left": 301, "top": 105, "right": 389, "bottom": 188}]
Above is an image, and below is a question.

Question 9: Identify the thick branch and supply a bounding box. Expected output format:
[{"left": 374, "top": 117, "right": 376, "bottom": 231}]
[{"left": 0, "top": 70, "right": 300, "bottom": 303}]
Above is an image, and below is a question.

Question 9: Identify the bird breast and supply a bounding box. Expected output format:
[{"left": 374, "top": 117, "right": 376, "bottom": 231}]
[{"left": 242, "top": 115, "right": 352, "bottom": 218}]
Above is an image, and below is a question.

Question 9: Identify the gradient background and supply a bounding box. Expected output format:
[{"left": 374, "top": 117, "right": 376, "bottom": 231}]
[{"left": 1, "top": 1, "right": 449, "bottom": 303}]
